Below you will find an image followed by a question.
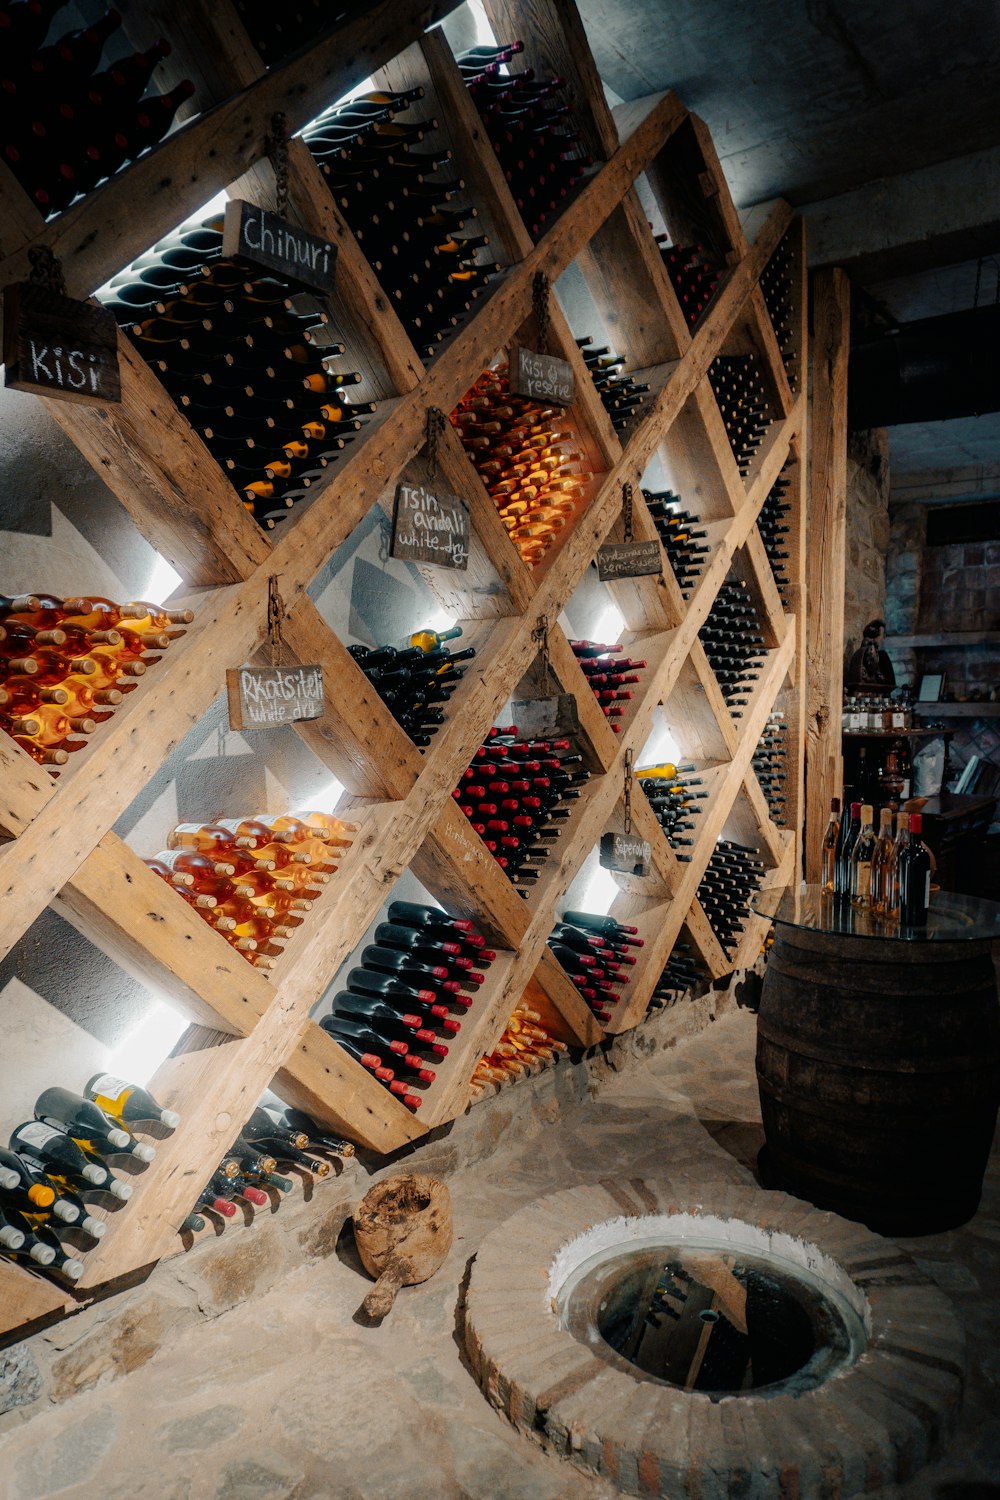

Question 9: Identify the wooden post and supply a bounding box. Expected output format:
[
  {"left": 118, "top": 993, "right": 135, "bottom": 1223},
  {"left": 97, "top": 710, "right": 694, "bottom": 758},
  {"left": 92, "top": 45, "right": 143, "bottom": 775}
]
[{"left": 806, "top": 268, "right": 851, "bottom": 880}]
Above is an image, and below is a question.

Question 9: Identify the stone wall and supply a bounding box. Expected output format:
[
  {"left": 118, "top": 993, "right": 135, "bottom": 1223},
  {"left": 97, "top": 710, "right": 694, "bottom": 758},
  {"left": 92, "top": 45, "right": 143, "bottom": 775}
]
[{"left": 843, "top": 428, "right": 891, "bottom": 672}]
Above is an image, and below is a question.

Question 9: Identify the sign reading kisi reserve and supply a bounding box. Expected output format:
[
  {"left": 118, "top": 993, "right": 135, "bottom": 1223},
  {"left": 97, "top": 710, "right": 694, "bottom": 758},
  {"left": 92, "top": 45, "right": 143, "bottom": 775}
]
[{"left": 508, "top": 345, "right": 574, "bottom": 407}]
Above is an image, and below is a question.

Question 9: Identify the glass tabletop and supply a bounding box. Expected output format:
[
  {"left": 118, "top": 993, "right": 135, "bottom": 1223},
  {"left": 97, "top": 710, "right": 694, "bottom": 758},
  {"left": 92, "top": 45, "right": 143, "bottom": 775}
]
[{"left": 752, "top": 884, "right": 1000, "bottom": 942}]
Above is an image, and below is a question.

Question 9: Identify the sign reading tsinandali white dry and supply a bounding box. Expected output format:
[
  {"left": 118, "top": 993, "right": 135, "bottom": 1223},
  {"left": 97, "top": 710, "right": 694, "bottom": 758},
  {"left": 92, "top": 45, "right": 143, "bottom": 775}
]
[
  {"left": 508, "top": 345, "right": 574, "bottom": 407},
  {"left": 391, "top": 482, "right": 470, "bottom": 571},
  {"left": 596, "top": 539, "right": 663, "bottom": 581},
  {"left": 2, "top": 283, "right": 121, "bottom": 404},
  {"left": 600, "top": 831, "right": 652, "bottom": 876},
  {"left": 226, "top": 665, "right": 325, "bottom": 730},
  {"left": 223, "top": 200, "right": 337, "bottom": 294}
]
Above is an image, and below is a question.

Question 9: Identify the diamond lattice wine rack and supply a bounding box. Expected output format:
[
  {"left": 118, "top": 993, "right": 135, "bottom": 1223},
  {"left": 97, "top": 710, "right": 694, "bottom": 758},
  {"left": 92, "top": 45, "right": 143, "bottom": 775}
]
[{"left": 0, "top": 0, "right": 805, "bottom": 1336}]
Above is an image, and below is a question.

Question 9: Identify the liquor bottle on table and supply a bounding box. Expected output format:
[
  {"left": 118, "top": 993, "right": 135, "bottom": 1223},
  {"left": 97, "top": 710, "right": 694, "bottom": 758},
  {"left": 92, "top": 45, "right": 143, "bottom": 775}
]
[
  {"left": 849, "top": 805, "right": 877, "bottom": 909},
  {"left": 820, "top": 798, "right": 841, "bottom": 894}
]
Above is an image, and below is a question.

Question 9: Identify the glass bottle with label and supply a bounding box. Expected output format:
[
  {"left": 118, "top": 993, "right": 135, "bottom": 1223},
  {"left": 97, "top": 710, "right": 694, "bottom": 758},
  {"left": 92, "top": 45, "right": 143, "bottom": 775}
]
[{"left": 850, "top": 804, "right": 877, "bottom": 908}]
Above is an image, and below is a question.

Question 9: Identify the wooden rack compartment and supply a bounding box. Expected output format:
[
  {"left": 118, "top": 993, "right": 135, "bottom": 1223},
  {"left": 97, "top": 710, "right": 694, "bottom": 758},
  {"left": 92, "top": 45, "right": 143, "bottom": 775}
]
[{"left": 0, "top": 0, "right": 806, "bottom": 1340}]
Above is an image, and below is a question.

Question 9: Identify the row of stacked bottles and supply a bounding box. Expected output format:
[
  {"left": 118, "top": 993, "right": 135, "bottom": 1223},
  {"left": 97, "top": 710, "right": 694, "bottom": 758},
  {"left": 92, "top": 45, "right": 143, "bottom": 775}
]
[
  {"left": 1, "top": 3, "right": 192, "bottom": 217},
  {"left": 569, "top": 638, "right": 647, "bottom": 734},
  {"left": 322, "top": 900, "right": 499, "bottom": 1110},
  {"left": 450, "top": 362, "right": 592, "bottom": 567},
  {"left": 100, "top": 213, "right": 373, "bottom": 531},
  {"left": 547, "top": 910, "right": 642, "bottom": 1023},
  {"left": 301, "top": 86, "right": 502, "bottom": 361},
  {"left": 452, "top": 726, "right": 590, "bottom": 892},
  {"left": 457, "top": 41, "right": 594, "bottom": 241},
  {"left": 349, "top": 626, "right": 475, "bottom": 747},
  {"left": 144, "top": 811, "right": 355, "bottom": 972},
  {"left": 0, "top": 592, "right": 191, "bottom": 770}
]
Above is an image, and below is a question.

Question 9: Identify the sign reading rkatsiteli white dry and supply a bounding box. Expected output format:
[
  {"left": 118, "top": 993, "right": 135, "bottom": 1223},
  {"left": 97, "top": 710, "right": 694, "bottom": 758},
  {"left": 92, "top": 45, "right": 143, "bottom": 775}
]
[
  {"left": 3, "top": 283, "right": 121, "bottom": 404},
  {"left": 508, "top": 345, "right": 574, "bottom": 407},
  {"left": 223, "top": 200, "right": 338, "bottom": 294},
  {"left": 600, "top": 831, "right": 652, "bottom": 876},
  {"left": 391, "top": 482, "right": 470, "bottom": 571},
  {"left": 596, "top": 539, "right": 663, "bottom": 581},
  {"left": 226, "top": 664, "right": 325, "bottom": 730}
]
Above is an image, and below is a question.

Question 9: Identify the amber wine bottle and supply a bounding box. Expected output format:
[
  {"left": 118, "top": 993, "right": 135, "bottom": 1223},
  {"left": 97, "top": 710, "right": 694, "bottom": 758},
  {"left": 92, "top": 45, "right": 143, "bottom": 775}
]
[{"left": 85, "top": 1073, "right": 180, "bottom": 1129}]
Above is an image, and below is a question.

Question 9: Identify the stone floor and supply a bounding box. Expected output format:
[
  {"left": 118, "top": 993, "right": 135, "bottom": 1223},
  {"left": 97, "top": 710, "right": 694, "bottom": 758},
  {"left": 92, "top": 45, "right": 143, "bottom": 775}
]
[{"left": 1, "top": 1006, "right": 998, "bottom": 1500}]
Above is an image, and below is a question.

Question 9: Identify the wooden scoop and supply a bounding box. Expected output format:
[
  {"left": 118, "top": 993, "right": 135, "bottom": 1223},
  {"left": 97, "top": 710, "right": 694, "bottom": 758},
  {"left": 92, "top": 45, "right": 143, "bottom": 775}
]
[{"left": 353, "top": 1173, "right": 453, "bottom": 1318}]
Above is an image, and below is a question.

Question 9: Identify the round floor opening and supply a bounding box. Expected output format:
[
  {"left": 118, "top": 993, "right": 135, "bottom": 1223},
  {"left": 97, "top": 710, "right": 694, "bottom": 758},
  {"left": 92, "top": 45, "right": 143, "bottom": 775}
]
[{"left": 557, "top": 1239, "right": 866, "bottom": 1397}]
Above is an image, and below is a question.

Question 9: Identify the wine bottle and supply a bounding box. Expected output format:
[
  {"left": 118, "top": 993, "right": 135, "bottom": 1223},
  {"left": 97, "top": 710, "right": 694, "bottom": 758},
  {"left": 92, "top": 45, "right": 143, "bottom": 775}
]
[
  {"left": 870, "top": 808, "right": 895, "bottom": 914},
  {"left": 835, "top": 802, "right": 862, "bottom": 901},
  {"left": 85, "top": 1073, "right": 180, "bottom": 1129},
  {"left": 10, "top": 1121, "right": 132, "bottom": 1198},
  {"left": 820, "top": 798, "right": 841, "bottom": 895},
  {"left": 34, "top": 1087, "right": 133, "bottom": 1152},
  {"left": 898, "top": 812, "right": 931, "bottom": 926},
  {"left": 849, "top": 804, "right": 877, "bottom": 909}
]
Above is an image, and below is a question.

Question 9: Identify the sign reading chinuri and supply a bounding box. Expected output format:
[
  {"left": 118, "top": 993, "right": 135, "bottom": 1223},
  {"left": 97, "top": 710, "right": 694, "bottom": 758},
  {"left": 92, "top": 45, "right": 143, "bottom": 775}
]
[
  {"left": 226, "top": 665, "right": 325, "bottom": 730},
  {"left": 3, "top": 282, "right": 121, "bottom": 404},
  {"left": 223, "top": 200, "right": 338, "bottom": 294}
]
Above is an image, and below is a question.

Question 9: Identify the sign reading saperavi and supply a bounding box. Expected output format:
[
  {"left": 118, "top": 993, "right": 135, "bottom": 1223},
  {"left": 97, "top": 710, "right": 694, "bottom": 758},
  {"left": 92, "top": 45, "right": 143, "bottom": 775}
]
[
  {"left": 226, "top": 664, "right": 325, "bottom": 730},
  {"left": 600, "top": 831, "right": 652, "bottom": 876},
  {"left": 3, "top": 283, "right": 121, "bottom": 404},
  {"left": 596, "top": 539, "right": 663, "bottom": 581},
  {"left": 391, "top": 482, "right": 470, "bottom": 571},
  {"left": 223, "top": 200, "right": 337, "bottom": 294},
  {"left": 508, "top": 345, "right": 574, "bottom": 407}
]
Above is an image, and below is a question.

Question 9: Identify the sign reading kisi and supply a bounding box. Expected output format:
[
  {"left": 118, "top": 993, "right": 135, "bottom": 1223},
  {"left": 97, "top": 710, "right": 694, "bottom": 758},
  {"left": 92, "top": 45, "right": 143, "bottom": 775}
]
[{"left": 3, "top": 283, "right": 121, "bottom": 404}]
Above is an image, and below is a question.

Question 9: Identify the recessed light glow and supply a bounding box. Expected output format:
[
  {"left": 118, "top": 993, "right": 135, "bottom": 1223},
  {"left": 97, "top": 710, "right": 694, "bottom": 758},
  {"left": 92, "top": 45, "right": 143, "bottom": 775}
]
[{"left": 108, "top": 1000, "right": 187, "bottom": 1088}]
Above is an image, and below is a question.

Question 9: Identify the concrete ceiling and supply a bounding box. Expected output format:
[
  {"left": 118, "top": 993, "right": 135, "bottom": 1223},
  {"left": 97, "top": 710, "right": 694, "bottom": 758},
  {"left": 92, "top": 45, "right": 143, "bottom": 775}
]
[{"left": 577, "top": 0, "right": 1000, "bottom": 481}]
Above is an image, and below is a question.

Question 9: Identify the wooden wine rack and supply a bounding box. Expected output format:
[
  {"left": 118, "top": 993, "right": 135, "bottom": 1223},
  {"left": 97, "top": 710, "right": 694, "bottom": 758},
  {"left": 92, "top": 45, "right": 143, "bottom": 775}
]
[{"left": 0, "top": 0, "right": 806, "bottom": 1338}]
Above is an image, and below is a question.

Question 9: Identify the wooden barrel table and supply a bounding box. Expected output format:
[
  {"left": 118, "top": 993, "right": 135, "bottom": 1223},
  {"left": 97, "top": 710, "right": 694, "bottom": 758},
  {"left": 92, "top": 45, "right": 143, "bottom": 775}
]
[{"left": 755, "top": 888, "right": 1000, "bottom": 1236}]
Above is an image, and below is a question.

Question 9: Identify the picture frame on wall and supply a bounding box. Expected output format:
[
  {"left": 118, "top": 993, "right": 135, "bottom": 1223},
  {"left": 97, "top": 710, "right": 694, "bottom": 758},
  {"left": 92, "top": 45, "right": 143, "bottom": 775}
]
[{"left": 917, "top": 672, "right": 945, "bottom": 702}]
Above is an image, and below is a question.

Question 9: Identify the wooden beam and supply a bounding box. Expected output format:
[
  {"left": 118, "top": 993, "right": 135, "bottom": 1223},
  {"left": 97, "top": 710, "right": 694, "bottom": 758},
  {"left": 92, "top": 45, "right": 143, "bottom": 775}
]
[{"left": 805, "top": 268, "right": 851, "bottom": 881}]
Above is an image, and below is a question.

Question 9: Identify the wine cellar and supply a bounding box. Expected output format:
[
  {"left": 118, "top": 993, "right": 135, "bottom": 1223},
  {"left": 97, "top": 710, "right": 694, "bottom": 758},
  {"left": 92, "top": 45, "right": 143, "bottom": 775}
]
[{"left": 0, "top": 0, "right": 808, "bottom": 1346}]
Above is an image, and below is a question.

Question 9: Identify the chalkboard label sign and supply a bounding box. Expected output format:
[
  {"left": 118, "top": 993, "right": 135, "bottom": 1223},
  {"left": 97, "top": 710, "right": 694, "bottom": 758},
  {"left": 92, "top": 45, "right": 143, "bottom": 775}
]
[
  {"left": 223, "top": 200, "right": 338, "bottom": 294},
  {"left": 596, "top": 539, "right": 663, "bottom": 582},
  {"left": 600, "top": 831, "right": 651, "bottom": 876},
  {"left": 226, "top": 664, "right": 325, "bottom": 730},
  {"left": 3, "top": 283, "right": 120, "bottom": 405},
  {"left": 391, "top": 482, "right": 470, "bottom": 571},
  {"left": 509, "top": 694, "right": 580, "bottom": 741},
  {"left": 509, "top": 345, "right": 574, "bottom": 407}
]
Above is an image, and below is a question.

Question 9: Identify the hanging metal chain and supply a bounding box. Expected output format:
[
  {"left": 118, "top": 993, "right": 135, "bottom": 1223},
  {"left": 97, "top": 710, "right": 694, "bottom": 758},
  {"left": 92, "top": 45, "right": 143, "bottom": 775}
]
[
  {"left": 425, "top": 406, "right": 446, "bottom": 481},
  {"left": 27, "top": 246, "right": 67, "bottom": 296},
  {"left": 532, "top": 269, "right": 551, "bottom": 355},
  {"left": 621, "top": 480, "right": 635, "bottom": 544},
  {"left": 377, "top": 516, "right": 392, "bottom": 564},
  {"left": 269, "top": 112, "right": 290, "bottom": 219},
  {"left": 267, "top": 574, "right": 285, "bottom": 668},
  {"left": 532, "top": 613, "right": 551, "bottom": 694},
  {"left": 623, "top": 746, "right": 635, "bottom": 835}
]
